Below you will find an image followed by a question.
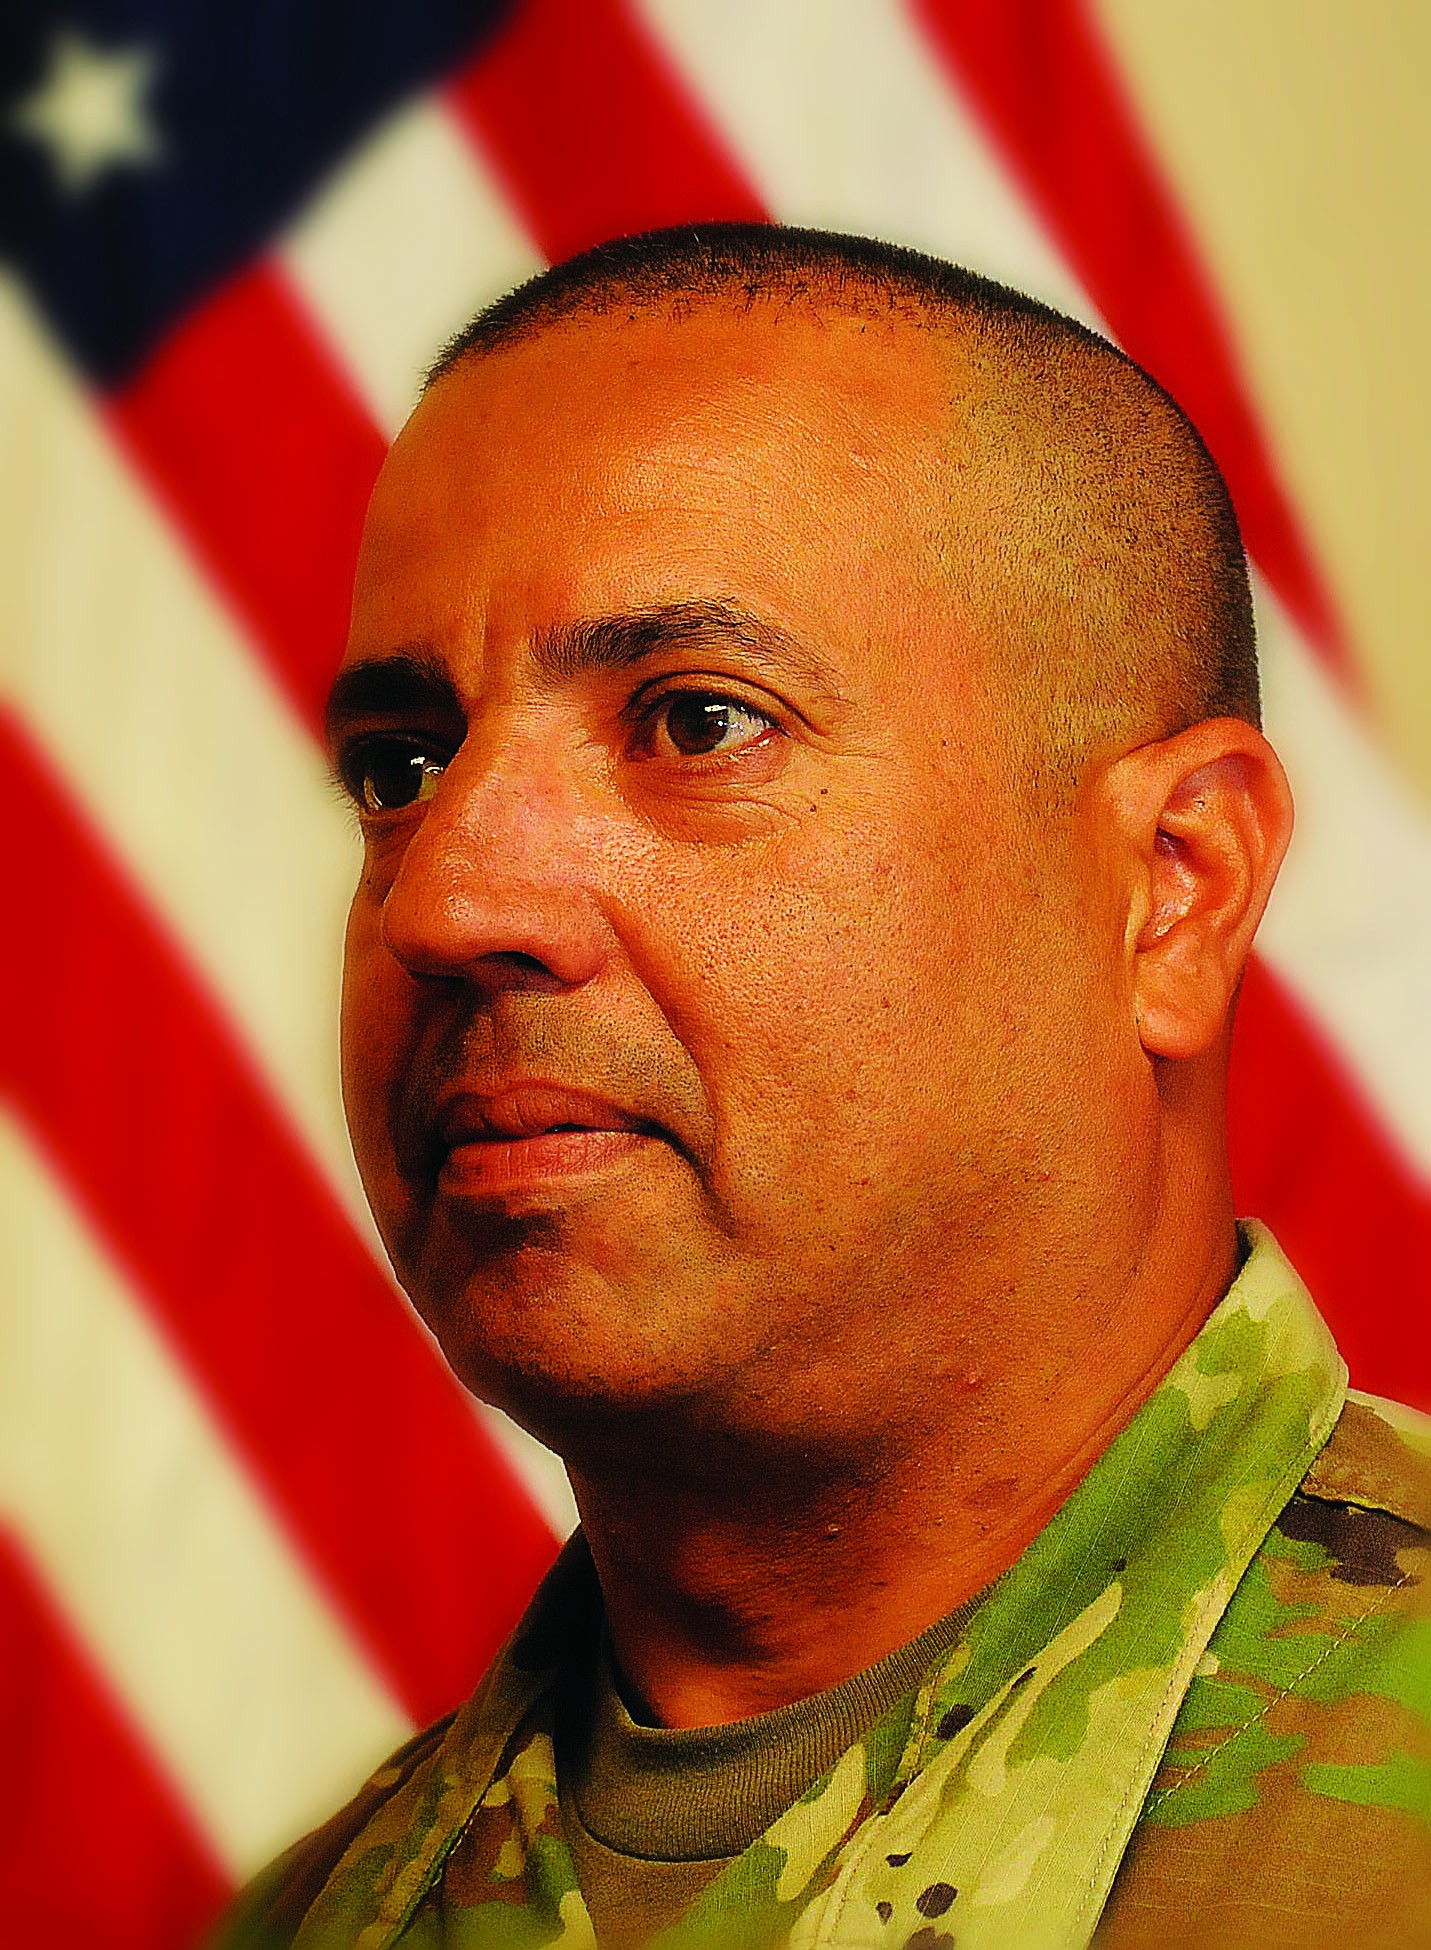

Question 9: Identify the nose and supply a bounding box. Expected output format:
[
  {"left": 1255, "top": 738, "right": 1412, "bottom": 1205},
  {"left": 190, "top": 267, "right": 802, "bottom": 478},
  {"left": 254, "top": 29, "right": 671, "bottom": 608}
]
[{"left": 377, "top": 728, "right": 615, "bottom": 995}]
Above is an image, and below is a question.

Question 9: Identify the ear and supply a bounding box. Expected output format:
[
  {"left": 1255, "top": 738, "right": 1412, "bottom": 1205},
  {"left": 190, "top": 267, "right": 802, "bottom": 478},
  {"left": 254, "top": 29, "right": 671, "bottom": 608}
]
[{"left": 1100, "top": 719, "right": 1294, "bottom": 1061}]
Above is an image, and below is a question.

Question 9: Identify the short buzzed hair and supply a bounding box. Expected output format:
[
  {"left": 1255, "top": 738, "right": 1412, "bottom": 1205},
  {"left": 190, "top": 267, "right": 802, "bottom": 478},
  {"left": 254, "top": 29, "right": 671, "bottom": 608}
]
[{"left": 429, "top": 223, "right": 1258, "bottom": 792}]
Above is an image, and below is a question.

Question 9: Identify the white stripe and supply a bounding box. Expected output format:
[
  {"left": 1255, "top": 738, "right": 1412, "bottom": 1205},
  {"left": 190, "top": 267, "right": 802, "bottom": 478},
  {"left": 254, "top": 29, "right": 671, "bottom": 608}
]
[
  {"left": 1256, "top": 579, "right": 1431, "bottom": 1178},
  {"left": 0, "top": 270, "right": 369, "bottom": 1239},
  {"left": 632, "top": 0, "right": 1431, "bottom": 1182},
  {"left": 0, "top": 1113, "right": 411, "bottom": 1877},
  {"left": 283, "top": 97, "right": 543, "bottom": 438},
  {"left": 633, "top": 0, "right": 1099, "bottom": 329}
]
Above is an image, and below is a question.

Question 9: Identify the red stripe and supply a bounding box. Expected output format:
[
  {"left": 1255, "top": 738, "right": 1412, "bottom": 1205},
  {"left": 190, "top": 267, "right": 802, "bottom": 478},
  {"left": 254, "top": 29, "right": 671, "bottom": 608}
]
[
  {"left": 0, "top": 1531, "right": 231, "bottom": 1949},
  {"left": 1, "top": 715, "right": 555, "bottom": 1724},
  {"left": 1230, "top": 957, "right": 1431, "bottom": 1407},
  {"left": 448, "top": 0, "right": 764, "bottom": 264},
  {"left": 106, "top": 266, "right": 387, "bottom": 736},
  {"left": 908, "top": 0, "right": 1352, "bottom": 683}
]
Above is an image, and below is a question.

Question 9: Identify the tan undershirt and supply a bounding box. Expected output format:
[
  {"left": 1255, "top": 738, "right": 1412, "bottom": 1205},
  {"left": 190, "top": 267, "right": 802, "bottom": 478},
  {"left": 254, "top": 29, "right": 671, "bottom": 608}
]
[{"left": 557, "top": 1590, "right": 987, "bottom": 1945}]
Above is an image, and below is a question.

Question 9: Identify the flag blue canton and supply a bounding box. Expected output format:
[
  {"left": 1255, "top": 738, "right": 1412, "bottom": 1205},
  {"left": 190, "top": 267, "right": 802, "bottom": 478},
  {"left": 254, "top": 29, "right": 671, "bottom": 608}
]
[{"left": 0, "top": 0, "right": 514, "bottom": 383}]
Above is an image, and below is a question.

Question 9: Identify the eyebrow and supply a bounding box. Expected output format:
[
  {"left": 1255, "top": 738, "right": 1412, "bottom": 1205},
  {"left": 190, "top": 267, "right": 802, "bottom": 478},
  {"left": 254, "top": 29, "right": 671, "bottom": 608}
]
[
  {"left": 323, "top": 651, "right": 463, "bottom": 745},
  {"left": 532, "top": 600, "right": 845, "bottom": 699},
  {"left": 324, "top": 600, "right": 847, "bottom": 741}
]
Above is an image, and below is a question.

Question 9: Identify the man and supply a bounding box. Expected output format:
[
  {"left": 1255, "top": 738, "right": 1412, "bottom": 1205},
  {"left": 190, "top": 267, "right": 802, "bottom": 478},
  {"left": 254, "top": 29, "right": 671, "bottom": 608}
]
[{"left": 220, "top": 225, "right": 1430, "bottom": 1949}]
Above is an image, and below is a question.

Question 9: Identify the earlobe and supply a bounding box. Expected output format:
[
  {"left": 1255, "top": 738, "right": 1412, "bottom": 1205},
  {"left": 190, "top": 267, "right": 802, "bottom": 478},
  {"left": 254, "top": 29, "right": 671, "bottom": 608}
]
[{"left": 1106, "top": 721, "right": 1293, "bottom": 1063}]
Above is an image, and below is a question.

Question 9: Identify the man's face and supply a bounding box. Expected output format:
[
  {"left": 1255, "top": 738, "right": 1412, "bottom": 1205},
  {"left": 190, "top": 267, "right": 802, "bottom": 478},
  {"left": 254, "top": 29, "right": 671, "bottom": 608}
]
[{"left": 335, "top": 306, "right": 1121, "bottom": 1459}]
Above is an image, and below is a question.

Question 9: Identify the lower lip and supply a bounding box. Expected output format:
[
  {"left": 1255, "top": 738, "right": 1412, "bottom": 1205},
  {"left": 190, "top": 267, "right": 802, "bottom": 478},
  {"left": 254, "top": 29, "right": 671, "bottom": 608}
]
[{"left": 437, "top": 1128, "right": 653, "bottom": 1196}]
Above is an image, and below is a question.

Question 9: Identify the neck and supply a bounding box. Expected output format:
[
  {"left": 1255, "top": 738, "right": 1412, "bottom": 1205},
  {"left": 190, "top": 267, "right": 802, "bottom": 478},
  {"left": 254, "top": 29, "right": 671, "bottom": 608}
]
[{"left": 568, "top": 1182, "right": 1239, "bottom": 1730}]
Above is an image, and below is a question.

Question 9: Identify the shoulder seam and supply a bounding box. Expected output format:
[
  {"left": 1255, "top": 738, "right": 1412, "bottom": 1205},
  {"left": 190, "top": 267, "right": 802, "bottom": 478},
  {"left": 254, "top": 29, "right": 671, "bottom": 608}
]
[{"left": 1300, "top": 1395, "right": 1431, "bottom": 1532}]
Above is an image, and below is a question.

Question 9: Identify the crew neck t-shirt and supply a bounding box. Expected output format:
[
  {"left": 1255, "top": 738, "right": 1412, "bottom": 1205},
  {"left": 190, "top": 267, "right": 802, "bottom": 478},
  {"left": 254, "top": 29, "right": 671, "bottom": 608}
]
[{"left": 557, "top": 1590, "right": 988, "bottom": 1945}]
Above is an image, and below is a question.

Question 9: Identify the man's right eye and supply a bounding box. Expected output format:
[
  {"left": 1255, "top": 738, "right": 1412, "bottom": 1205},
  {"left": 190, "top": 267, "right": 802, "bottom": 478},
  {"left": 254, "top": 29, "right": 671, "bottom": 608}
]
[{"left": 339, "top": 737, "right": 448, "bottom": 816}]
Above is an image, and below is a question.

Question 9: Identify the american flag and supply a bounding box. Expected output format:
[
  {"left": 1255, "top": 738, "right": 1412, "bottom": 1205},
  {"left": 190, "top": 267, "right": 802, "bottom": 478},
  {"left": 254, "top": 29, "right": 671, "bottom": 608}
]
[{"left": 2, "top": 3, "right": 1427, "bottom": 1943}]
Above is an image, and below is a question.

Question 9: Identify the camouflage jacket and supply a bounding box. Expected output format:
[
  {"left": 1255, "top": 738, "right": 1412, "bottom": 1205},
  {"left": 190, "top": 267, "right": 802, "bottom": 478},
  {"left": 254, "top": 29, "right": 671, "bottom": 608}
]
[{"left": 218, "top": 1227, "right": 1431, "bottom": 1949}]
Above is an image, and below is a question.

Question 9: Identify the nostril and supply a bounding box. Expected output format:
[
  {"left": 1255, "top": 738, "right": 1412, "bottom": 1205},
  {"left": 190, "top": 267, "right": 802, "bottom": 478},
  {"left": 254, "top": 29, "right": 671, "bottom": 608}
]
[
  {"left": 475, "top": 951, "right": 573, "bottom": 995},
  {"left": 378, "top": 843, "right": 612, "bottom": 987}
]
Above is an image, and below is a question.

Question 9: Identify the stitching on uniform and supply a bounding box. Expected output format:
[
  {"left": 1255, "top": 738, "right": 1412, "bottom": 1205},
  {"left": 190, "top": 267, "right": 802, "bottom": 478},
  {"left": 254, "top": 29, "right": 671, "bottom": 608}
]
[
  {"left": 1143, "top": 1571, "right": 1409, "bottom": 1814},
  {"left": 1083, "top": 1655, "right": 1199, "bottom": 1903}
]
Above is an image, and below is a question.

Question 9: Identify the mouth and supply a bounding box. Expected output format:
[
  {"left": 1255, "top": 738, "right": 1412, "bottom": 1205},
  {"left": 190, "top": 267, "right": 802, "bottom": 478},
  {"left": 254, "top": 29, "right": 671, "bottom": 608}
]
[{"left": 429, "top": 1083, "right": 665, "bottom": 1198}]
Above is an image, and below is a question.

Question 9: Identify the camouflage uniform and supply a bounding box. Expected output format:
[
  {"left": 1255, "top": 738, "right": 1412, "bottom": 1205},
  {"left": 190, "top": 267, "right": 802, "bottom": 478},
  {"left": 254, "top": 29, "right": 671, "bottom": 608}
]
[{"left": 218, "top": 1226, "right": 1431, "bottom": 1948}]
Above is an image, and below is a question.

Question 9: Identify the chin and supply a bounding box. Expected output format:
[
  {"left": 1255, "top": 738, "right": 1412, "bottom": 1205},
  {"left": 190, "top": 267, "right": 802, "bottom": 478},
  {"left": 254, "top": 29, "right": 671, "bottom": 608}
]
[{"left": 408, "top": 1221, "right": 748, "bottom": 1443}]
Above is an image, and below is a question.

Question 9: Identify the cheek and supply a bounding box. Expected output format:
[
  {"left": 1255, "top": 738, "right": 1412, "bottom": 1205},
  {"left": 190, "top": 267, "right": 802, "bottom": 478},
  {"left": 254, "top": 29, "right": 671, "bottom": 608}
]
[
  {"left": 339, "top": 894, "right": 418, "bottom": 1205},
  {"left": 623, "top": 815, "right": 1011, "bottom": 1196}
]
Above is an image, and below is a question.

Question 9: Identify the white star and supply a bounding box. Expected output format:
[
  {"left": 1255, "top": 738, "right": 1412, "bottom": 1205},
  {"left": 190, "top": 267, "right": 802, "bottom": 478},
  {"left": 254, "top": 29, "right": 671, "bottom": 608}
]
[{"left": 9, "top": 30, "right": 163, "bottom": 195}]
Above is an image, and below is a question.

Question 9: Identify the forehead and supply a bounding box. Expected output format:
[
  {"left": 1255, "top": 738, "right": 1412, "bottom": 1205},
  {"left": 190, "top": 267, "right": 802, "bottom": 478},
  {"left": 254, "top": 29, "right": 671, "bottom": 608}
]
[{"left": 347, "top": 306, "right": 969, "bottom": 672}]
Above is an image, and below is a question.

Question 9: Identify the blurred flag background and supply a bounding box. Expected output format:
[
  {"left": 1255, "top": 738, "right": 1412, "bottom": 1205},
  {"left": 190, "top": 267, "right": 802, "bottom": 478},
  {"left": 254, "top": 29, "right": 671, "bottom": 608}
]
[{"left": 2, "top": 2, "right": 1428, "bottom": 1942}]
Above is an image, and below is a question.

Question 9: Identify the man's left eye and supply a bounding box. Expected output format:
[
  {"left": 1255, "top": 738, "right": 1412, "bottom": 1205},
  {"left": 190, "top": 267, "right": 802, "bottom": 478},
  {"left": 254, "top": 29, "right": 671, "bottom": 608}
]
[{"left": 645, "top": 693, "right": 777, "bottom": 759}]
